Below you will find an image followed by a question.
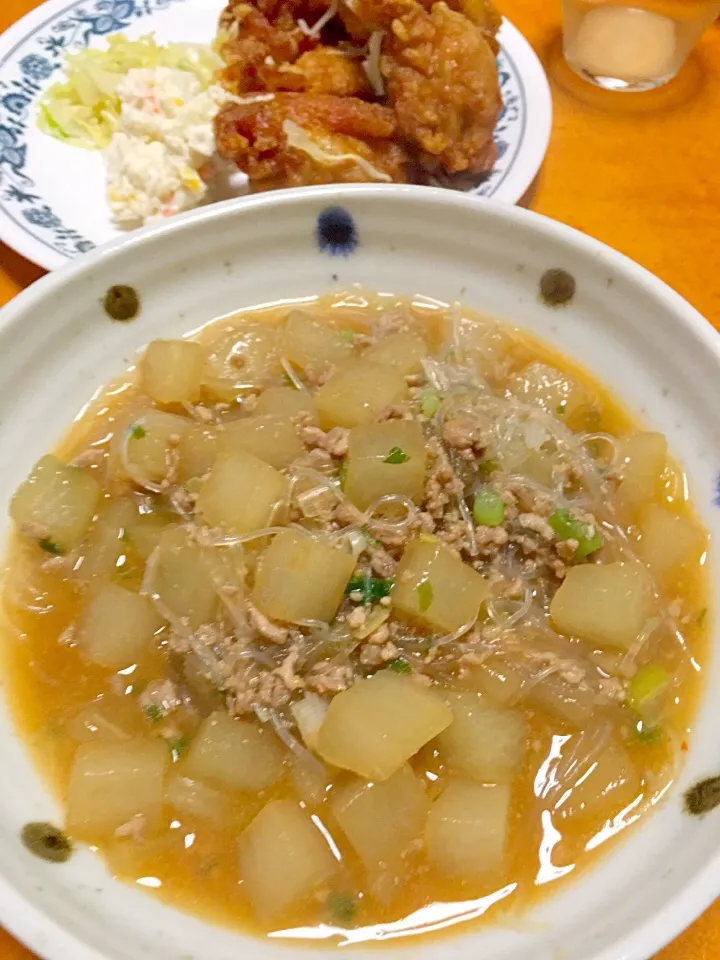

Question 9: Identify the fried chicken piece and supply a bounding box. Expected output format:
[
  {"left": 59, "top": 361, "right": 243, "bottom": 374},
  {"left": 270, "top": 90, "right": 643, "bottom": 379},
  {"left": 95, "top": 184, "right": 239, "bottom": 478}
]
[
  {"left": 215, "top": 93, "right": 408, "bottom": 189},
  {"left": 267, "top": 48, "right": 373, "bottom": 96},
  {"left": 336, "top": 0, "right": 416, "bottom": 39},
  {"left": 419, "top": 0, "right": 501, "bottom": 51},
  {"left": 382, "top": 1, "right": 501, "bottom": 174},
  {"left": 218, "top": 5, "right": 309, "bottom": 94}
]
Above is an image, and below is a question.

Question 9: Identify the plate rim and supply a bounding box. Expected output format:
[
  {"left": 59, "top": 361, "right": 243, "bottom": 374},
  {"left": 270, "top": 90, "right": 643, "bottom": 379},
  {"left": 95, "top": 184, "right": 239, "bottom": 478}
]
[{"left": 0, "top": 0, "right": 552, "bottom": 272}]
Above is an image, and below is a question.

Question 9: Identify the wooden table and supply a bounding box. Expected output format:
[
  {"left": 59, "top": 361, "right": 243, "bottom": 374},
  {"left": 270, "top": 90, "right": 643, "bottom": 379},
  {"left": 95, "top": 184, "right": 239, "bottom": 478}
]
[{"left": 1, "top": 0, "right": 719, "bottom": 957}]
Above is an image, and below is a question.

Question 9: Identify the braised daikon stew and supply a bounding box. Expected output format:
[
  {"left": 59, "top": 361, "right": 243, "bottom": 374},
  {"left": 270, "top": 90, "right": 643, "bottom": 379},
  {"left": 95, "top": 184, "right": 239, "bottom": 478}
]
[{"left": 2, "top": 292, "right": 708, "bottom": 944}]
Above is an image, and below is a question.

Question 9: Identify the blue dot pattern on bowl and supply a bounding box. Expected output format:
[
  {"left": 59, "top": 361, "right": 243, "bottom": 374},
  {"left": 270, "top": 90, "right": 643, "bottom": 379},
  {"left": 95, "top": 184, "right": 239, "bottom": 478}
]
[
  {"left": 316, "top": 207, "right": 358, "bottom": 257},
  {"left": 714, "top": 475, "right": 720, "bottom": 507}
]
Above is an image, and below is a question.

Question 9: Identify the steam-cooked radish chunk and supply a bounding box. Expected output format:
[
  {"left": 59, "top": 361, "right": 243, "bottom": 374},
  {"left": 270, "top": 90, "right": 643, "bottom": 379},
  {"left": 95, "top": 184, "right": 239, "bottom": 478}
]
[
  {"left": 392, "top": 539, "right": 491, "bottom": 633},
  {"left": 204, "top": 321, "right": 280, "bottom": 386},
  {"left": 316, "top": 671, "right": 452, "bottom": 780},
  {"left": 66, "top": 739, "right": 168, "bottom": 839},
  {"left": 550, "top": 562, "right": 653, "bottom": 650},
  {"left": 140, "top": 339, "right": 205, "bottom": 405},
  {"left": 255, "top": 386, "right": 317, "bottom": 420},
  {"left": 426, "top": 781, "right": 510, "bottom": 879},
  {"left": 78, "top": 498, "right": 137, "bottom": 580},
  {"left": 345, "top": 420, "right": 427, "bottom": 510},
  {"left": 184, "top": 712, "right": 285, "bottom": 791},
  {"left": 116, "top": 410, "right": 189, "bottom": 487},
  {"left": 436, "top": 692, "right": 525, "bottom": 782},
  {"left": 330, "top": 765, "right": 427, "bottom": 900},
  {"left": 638, "top": 504, "right": 706, "bottom": 581},
  {"left": 165, "top": 774, "right": 233, "bottom": 822},
  {"left": 239, "top": 799, "right": 338, "bottom": 921},
  {"left": 509, "top": 362, "right": 589, "bottom": 420},
  {"left": 315, "top": 359, "right": 407, "bottom": 429},
  {"left": 152, "top": 526, "right": 219, "bottom": 629},
  {"left": 11, "top": 455, "right": 101, "bottom": 553},
  {"left": 220, "top": 414, "right": 304, "bottom": 469},
  {"left": 280, "top": 310, "right": 353, "bottom": 375},
  {"left": 178, "top": 424, "right": 218, "bottom": 481},
  {"left": 365, "top": 332, "right": 428, "bottom": 376},
  {"left": 252, "top": 529, "right": 356, "bottom": 622},
  {"left": 77, "top": 583, "right": 162, "bottom": 668},
  {"left": 615, "top": 432, "right": 668, "bottom": 521},
  {"left": 196, "top": 450, "right": 288, "bottom": 535}
]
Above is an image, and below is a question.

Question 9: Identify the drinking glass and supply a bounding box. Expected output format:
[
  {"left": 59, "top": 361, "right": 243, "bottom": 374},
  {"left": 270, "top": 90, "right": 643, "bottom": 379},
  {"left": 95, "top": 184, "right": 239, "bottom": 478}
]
[{"left": 562, "top": 0, "right": 720, "bottom": 90}]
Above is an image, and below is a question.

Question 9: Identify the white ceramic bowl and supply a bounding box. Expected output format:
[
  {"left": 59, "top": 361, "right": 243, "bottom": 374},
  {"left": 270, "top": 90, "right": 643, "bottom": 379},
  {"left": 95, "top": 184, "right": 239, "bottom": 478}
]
[{"left": 0, "top": 185, "right": 718, "bottom": 960}]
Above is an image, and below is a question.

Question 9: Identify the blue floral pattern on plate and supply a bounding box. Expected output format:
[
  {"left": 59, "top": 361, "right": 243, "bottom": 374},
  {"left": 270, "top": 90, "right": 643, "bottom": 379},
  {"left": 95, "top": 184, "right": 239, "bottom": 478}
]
[{"left": 0, "top": 0, "right": 528, "bottom": 264}]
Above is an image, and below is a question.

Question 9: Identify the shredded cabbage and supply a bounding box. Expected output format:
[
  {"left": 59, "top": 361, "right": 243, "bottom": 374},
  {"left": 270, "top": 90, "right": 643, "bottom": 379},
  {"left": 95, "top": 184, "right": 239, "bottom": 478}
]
[
  {"left": 282, "top": 119, "right": 393, "bottom": 183},
  {"left": 37, "top": 33, "right": 222, "bottom": 150}
]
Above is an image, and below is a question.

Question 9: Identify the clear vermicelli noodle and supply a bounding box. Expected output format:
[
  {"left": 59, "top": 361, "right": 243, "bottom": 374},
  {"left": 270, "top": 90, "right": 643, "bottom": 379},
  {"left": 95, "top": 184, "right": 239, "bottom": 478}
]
[{"left": 1, "top": 290, "right": 708, "bottom": 943}]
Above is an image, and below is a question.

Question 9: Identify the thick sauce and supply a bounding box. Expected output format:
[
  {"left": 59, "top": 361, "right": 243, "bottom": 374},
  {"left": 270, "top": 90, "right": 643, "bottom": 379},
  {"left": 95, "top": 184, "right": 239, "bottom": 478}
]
[{"left": 1, "top": 291, "right": 707, "bottom": 945}]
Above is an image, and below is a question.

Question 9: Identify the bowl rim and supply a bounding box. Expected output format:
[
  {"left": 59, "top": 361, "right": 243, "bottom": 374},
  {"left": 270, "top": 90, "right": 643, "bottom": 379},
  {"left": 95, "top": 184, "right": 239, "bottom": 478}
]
[{"left": 1, "top": 183, "right": 719, "bottom": 960}]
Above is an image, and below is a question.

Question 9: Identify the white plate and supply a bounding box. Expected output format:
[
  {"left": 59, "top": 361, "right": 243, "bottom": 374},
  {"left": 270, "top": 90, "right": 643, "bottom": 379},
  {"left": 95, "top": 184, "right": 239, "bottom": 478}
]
[
  {"left": 0, "top": 186, "right": 718, "bottom": 960},
  {"left": 0, "top": 0, "right": 552, "bottom": 271}
]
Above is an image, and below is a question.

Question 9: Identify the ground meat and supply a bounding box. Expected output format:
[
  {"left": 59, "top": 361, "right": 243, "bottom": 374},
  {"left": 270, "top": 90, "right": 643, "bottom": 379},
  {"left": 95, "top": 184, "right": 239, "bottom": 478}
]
[
  {"left": 298, "top": 423, "right": 349, "bottom": 458},
  {"left": 376, "top": 404, "right": 412, "bottom": 421},
  {"left": 424, "top": 437, "right": 465, "bottom": 518},
  {"left": 114, "top": 814, "right": 146, "bottom": 841},
  {"left": 442, "top": 412, "right": 489, "bottom": 453},
  {"left": 306, "top": 662, "right": 354, "bottom": 694},
  {"left": 555, "top": 539, "right": 579, "bottom": 561},
  {"left": 369, "top": 543, "right": 397, "bottom": 577},
  {"left": 474, "top": 525, "right": 510, "bottom": 556},
  {"left": 517, "top": 512, "right": 555, "bottom": 541},
  {"left": 138, "top": 678, "right": 183, "bottom": 715},
  {"left": 246, "top": 600, "right": 289, "bottom": 644},
  {"left": 359, "top": 640, "right": 400, "bottom": 665}
]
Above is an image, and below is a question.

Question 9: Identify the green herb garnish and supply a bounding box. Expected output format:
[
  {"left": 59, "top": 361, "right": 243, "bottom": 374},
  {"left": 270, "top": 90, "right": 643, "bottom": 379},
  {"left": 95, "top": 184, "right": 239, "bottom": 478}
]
[
  {"left": 636, "top": 720, "right": 663, "bottom": 744},
  {"left": 340, "top": 329, "right": 355, "bottom": 343},
  {"left": 628, "top": 663, "right": 670, "bottom": 716},
  {"left": 556, "top": 402, "right": 567, "bottom": 416},
  {"left": 417, "top": 579, "right": 433, "bottom": 612},
  {"left": 549, "top": 508, "right": 603, "bottom": 559},
  {"left": 387, "top": 657, "right": 410, "bottom": 674},
  {"left": 328, "top": 893, "right": 356, "bottom": 926},
  {"left": 478, "top": 458, "right": 500, "bottom": 478},
  {"left": 129, "top": 423, "right": 146, "bottom": 440},
  {"left": 337, "top": 460, "right": 348, "bottom": 489},
  {"left": 38, "top": 538, "right": 62, "bottom": 556},
  {"left": 143, "top": 703, "right": 165, "bottom": 724},
  {"left": 420, "top": 388, "right": 442, "bottom": 418},
  {"left": 472, "top": 488, "right": 505, "bottom": 527},
  {"left": 346, "top": 576, "right": 394, "bottom": 604},
  {"left": 282, "top": 371, "right": 299, "bottom": 389},
  {"left": 384, "top": 446, "right": 410, "bottom": 464}
]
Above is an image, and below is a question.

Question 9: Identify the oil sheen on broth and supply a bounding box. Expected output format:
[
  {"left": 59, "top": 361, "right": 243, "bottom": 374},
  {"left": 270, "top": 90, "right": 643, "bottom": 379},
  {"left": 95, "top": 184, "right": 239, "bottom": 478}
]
[{"left": 2, "top": 291, "right": 707, "bottom": 944}]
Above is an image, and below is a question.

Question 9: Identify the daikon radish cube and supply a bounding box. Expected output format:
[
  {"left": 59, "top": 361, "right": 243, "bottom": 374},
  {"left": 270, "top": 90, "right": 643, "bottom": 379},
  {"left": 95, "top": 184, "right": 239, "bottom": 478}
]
[
  {"left": 220, "top": 414, "right": 304, "bottom": 469},
  {"left": 184, "top": 712, "right": 285, "bottom": 791},
  {"left": 65, "top": 695, "right": 145, "bottom": 743},
  {"left": 550, "top": 562, "right": 653, "bottom": 650},
  {"left": 255, "top": 386, "right": 317, "bottom": 421},
  {"left": 555, "top": 741, "right": 641, "bottom": 822},
  {"left": 392, "top": 539, "right": 491, "bottom": 633},
  {"left": 638, "top": 504, "right": 706, "bottom": 581},
  {"left": 239, "top": 799, "right": 337, "bottom": 921},
  {"left": 196, "top": 450, "right": 288, "bottom": 535},
  {"left": 365, "top": 332, "right": 428, "bottom": 376},
  {"left": 11, "top": 455, "right": 101, "bottom": 553},
  {"left": 292, "top": 754, "right": 333, "bottom": 807},
  {"left": 252, "top": 529, "right": 356, "bottom": 622},
  {"left": 509, "top": 362, "right": 589, "bottom": 421},
  {"left": 330, "top": 765, "right": 427, "bottom": 896},
  {"left": 77, "top": 583, "right": 162, "bottom": 668},
  {"left": 315, "top": 360, "right": 407, "bottom": 429},
  {"left": 436, "top": 692, "right": 525, "bottom": 782},
  {"left": 153, "top": 526, "right": 219, "bottom": 629},
  {"left": 66, "top": 739, "right": 168, "bottom": 839},
  {"left": 280, "top": 310, "right": 353, "bottom": 375},
  {"left": 165, "top": 774, "right": 232, "bottom": 821},
  {"left": 205, "top": 321, "right": 281, "bottom": 385},
  {"left": 455, "top": 316, "right": 517, "bottom": 382},
  {"left": 614, "top": 432, "right": 668, "bottom": 521},
  {"left": 345, "top": 420, "right": 427, "bottom": 510},
  {"left": 116, "top": 410, "right": 189, "bottom": 486},
  {"left": 316, "top": 671, "right": 452, "bottom": 780},
  {"left": 291, "top": 692, "right": 329, "bottom": 751},
  {"left": 78, "top": 498, "right": 137, "bottom": 580},
  {"left": 178, "top": 424, "right": 218, "bottom": 481},
  {"left": 426, "top": 781, "right": 510, "bottom": 879},
  {"left": 140, "top": 339, "right": 205, "bottom": 405}
]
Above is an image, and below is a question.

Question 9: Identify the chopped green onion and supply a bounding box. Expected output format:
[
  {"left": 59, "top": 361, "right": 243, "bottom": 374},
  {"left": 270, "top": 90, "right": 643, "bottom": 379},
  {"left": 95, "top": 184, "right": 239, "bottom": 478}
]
[
  {"left": 384, "top": 446, "right": 410, "bottom": 464},
  {"left": 417, "top": 579, "right": 433, "bottom": 612},
  {"left": 129, "top": 423, "right": 146, "bottom": 440},
  {"left": 340, "top": 329, "right": 355, "bottom": 343},
  {"left": 478, "top": 458, "right": 500, "bottom": 478},
  {"left": 472, "top": 488, "right": 505, "bottom": 527},
  {"left": 556, "top": 402, "right": 567, "bottom": 416},
  {"left": 549, "top": 508, "right": 603, "bottom": 558},
  {"left": 697, "top": 608, "right": 708, "bottom": 627},
  {"left": 143, "top": 703, "right": 165, "bottom": 724},
  {"left": 420, "top": 388, "right": 442, "bottom": 418},
  {"left": 345, "top": 576, "right": 393, "bottom": 604},
  {"left": 628, "top": 663, "right": 670, "bottom": 714},
  {"left": 328, "top": 893, "right": 356, "bottom": 925},
  {"left": 282, "top": 371, "right": 299, "bottom": 389},
  {"left": 636, "top": 720, "right": 663, "bottom": 744},
  {"left": 336, "top": 460, "right": 348, "bottom": 489},
  {"left": 168, "top": 735, "right": 188, "bottom": 762},
  {"left": 38, "top": 538, "right": 62, "bottom": 555},
  {"left": 387, "top": 657, "right": 410, "bottom": 674}
]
